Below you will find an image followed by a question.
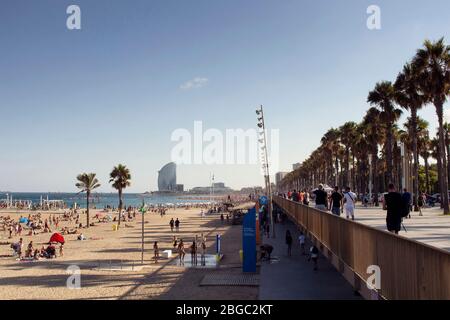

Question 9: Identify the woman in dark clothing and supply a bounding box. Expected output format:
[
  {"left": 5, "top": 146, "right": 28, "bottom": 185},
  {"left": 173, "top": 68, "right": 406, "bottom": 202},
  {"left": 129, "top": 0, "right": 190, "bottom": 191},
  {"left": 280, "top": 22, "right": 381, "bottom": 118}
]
[
  {"left": 383, "top": 184, "right": 403, "bottom": 234},
  {"left": 285, "top": 230, "right": 293, "bottom": 256}
]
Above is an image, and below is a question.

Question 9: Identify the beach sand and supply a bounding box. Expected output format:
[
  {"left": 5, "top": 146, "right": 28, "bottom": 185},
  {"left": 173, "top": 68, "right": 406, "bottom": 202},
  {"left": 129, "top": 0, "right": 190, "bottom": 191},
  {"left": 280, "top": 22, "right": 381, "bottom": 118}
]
[{"left": 0, "top": 208, "right": 258, "bottom": 300}]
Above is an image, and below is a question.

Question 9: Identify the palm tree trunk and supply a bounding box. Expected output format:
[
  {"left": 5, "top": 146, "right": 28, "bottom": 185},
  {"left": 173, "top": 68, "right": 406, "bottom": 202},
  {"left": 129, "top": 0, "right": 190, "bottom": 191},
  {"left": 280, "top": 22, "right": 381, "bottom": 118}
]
[
  {"left": 411, "top": 108, "right": 419, "bottom": 211},
  {"left": 386, "top": 125, "right": 394, "bottom": 187},
  {"left": 118, "top": 188, "right": 123, "bottom": 227},
  {"left": 373, "top": 147, "right": 379, "bottom": 206},
  {"left": 344, "top": 148, "right": 350, "bottom": 187},
  {"left": 86, "top": 190, "right": 90, "bottom": 228},
  {"left": 424, "top": 156, "right": 430, "bottom": 194},
  {"left": 436, "top": 102, "right": 449, "bottom": 214},
  {"left": 335, "top": 157, "right": 339, "bottom": 186},
  {"left": 352, "top": 154, "right": 356, "bottom": 191},
  {"left": 328, "top": 155, "right": 333, "bottom": 185},
  {"left": 446, "top": 130, "right": 450, "bottom": 187}
]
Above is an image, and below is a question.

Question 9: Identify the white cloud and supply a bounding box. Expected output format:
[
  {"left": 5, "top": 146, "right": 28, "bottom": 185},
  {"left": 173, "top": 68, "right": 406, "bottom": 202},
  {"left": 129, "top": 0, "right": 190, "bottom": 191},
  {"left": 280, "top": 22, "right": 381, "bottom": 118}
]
[{"left": 180, "top": 77, "right": 209, "bottom": 90}]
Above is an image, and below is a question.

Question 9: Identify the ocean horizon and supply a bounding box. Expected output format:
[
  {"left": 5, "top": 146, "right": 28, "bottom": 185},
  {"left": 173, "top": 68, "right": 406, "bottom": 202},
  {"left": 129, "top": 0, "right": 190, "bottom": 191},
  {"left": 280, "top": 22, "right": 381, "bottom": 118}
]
[{"left": 0, "top": 192, "right": 218, "bottom": 209}]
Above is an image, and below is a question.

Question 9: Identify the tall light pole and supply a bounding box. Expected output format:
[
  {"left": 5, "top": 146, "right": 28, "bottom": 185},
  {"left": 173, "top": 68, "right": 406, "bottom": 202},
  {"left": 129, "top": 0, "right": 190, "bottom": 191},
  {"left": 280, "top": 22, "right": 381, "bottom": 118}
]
[
  {"left": 256, "top": 105, "right": 275, "bottom": 238},
  {"left": 139, "top": 196, "right": 147, "bottom": 265}
]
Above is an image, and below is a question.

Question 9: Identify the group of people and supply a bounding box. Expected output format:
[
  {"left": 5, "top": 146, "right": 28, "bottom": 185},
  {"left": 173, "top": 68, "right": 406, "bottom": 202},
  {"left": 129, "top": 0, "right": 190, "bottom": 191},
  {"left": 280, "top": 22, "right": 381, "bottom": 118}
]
[
  {"left": 171, "top": 234, "right": 207, "bottom": 266},
  {"left": 260, "top": 229, "right": 319, "bottom": 271},
  {"left": 169, "top": 218, "right": 181, "bottom": 232},
  {"left": 284, "top": 183, "right": 420, "bottom": 234},
  {"left": 10, "top": 238, "right": 63, "bottom": 260}
]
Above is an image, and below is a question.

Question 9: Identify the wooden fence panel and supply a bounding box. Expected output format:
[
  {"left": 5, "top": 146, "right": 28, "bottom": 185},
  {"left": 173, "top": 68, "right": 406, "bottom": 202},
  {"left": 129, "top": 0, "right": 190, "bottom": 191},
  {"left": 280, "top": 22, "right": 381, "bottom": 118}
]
[{"left": 273, "top": 196, "right": 450, "bottom": 300}]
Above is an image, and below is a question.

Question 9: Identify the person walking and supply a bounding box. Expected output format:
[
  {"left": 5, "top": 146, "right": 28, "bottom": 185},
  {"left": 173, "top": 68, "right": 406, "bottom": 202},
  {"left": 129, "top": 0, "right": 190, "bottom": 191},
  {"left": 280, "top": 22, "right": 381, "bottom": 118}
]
[
  {"left": 418, "top": 192, "right": 425, "bottom": 216},
  {"left": 329, "top": 186, "right": 343, "bottom": 216},
  {"left": 200, "top": 238, "right": 206, "bottom": 266},
  {"left": 292, "top": 189, "right": 299, "bottom": 202},
  {"left": 298, "top": 231, "right": 306, "bottom": 255},
  {"left": 308, "top": 245, "right": 319, "bottom": 271},
  {"left": 178, "top": 239, "right": 185, "bottom": 265},
  {"left": 313, "top": 185, "right": 328, "bottom": 211},
  {"left": 383, "top": 184, "right": 403, "bottom": 235},
  {"left": 175, "top": 218, "right": 180, "bottom": 232},
  {"left": 343, "top": 187, "right": 357, "bottom": 220},
  {"left": 402, "top": 188, "right": 412, "bottom": 219},
  {"left": 173, "top": 236, "right": 178, "bottom": 252},
  {"left": 153, "top": 241, "right": 159, "bottom": 264},
  {"left": 285, "top": 230, "right": 293, "bottom": 257},
  {"left": 169, "top": 218, "right": 174, "bottom": 232},
  {"left": 303, "top": 190, "right": 310, "bottom": 206},
  {"left": 265, "top": 222, "right": 270, "bottom": 238},
  {"left": 190, "top": 241, "right": 197, "bottom": 266}
]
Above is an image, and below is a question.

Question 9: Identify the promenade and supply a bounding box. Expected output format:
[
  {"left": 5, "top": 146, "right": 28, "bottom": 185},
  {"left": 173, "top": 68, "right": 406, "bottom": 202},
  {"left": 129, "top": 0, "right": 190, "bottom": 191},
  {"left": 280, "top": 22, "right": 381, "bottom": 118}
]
[
  {"left": 351, "top": 205, "right": 450, "bottom": 252},
  {"left": 259, "top": 220, "right": 361, "bottom": 300}
]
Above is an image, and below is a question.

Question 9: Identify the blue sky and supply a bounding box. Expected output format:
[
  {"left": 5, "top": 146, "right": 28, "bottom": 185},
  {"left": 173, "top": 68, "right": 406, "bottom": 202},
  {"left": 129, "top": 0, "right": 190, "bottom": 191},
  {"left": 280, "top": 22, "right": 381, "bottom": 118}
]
[{"left": 1, "top": 0, "right": 449, "bottom": 192}]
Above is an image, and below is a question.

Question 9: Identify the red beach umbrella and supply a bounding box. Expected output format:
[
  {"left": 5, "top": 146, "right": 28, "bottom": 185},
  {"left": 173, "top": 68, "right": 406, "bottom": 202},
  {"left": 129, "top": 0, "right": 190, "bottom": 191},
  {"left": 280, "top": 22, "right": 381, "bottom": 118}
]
[{"left": 49, "top": 233, "right": 65, "bottom": 244}]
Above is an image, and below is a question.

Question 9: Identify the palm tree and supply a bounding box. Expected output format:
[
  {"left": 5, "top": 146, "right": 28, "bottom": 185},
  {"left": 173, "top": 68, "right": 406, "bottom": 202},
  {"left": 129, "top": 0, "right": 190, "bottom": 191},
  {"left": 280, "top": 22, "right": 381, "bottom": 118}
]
[
  {"left": 339, "top": 122, "right": 357, "bottom": 188},
  {"left": 395, "top": 62, "right": 426, "bottom": 210},
  {"left": 75, "top": 173, "right": 101, "bottom": 228},
  {"left": 321, "top": 128, "right": 340, "bottom": 186},
  {"left": 353, "top": 124, "right": 370, "bottom": 196},
  {"left": 368, "top": 81, "right": 403, "bottom": 189},
  {"left": 430, "top": 138, "right": 443, "bottom": 200},
  {"left": 444, "top": 123, "right": 450, "bottom": 186},
  {"left": 419, "top": 130, "right": 431, "bottom": 194},
  {"left": 413, "top": 38, "right": 450, "bottom": 214},
  {"left": 109, "top": 164, "right": 131, "bottom": 227},
  {"left": 363, "top": 107, "right": 383, "bottom": 205}
]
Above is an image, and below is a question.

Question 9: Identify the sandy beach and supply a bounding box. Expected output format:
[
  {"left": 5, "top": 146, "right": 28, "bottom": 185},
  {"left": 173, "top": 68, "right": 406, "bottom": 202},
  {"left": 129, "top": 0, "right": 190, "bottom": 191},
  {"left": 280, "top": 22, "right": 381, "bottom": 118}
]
[{"left": 0, "top": 207, "right": 258, "bottom": 300}]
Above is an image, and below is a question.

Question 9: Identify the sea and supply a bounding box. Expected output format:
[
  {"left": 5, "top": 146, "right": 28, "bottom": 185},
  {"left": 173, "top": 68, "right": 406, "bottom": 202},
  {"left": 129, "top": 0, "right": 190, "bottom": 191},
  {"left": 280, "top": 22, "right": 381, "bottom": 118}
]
[{"left": 0, "top": 192, "right": 215, "bottom": 209}]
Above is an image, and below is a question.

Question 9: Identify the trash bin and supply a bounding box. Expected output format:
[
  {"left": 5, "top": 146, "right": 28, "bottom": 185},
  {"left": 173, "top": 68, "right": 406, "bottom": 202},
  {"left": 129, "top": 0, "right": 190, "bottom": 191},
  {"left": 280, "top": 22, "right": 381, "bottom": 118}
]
[
  {"left": 112, "top": 224, "right": 118, "bottom": 231},
  {"left": 239, "top": 250, "right": 243, "bottom": 262}
]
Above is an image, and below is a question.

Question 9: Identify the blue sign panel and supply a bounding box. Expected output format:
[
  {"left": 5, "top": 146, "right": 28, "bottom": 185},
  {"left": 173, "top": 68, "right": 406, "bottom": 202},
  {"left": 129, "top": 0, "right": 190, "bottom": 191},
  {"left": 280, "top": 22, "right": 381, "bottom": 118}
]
[
  {"left": 243, "top": 207, "right": 256, "bottom": 273},
  {"left": 259, "top": 196, "right": 268, "bottom": 206}
]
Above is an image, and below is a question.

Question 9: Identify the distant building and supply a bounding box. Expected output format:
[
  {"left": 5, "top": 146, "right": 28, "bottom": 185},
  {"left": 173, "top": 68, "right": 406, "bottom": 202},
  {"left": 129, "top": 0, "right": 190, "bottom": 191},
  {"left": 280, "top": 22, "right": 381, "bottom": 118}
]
[
  {"left": 213, "top": 182, "right": 225, "bottom": 189},
  {"left": 293, "top": 163, "right": 301, "bottom": 171},
  {"left": 190, "top": 182, "right": 233, "bottom": 194},
  {"left": 158, "top": 162, "right": 177, "bottom": 191},
  {"left": 175, "top": 184, "right": 184, "bottom": 192},
  {"left": 275, "top": 172, "right": 289, "bottom": 186}
]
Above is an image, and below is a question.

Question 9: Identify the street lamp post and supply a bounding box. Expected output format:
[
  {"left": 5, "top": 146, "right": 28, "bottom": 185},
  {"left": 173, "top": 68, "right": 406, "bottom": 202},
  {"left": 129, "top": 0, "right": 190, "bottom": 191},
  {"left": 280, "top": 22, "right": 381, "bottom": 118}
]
[
  {"left": 256, "top": 105, "right": 275, "bottom": 238},
  {"left": 139, "top": 196, "right": 147, "bottom": 265}
]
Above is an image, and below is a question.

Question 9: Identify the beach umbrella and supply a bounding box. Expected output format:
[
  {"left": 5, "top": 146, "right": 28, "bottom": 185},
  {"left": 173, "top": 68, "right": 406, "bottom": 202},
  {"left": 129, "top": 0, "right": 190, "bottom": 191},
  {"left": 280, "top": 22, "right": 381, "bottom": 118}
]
[
  {"left": 49, "top": 233, "right": 65, "bottom": 244},
  {"left": 19, "top": 217, "right": 28, "bottom": 224}
]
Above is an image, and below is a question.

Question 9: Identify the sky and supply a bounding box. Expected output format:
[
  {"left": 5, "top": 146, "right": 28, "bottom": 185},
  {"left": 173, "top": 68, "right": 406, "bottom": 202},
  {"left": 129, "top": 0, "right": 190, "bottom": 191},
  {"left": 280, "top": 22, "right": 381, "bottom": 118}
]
[{"left": 0, "top": 0, "right": 449, "bottom": 193}]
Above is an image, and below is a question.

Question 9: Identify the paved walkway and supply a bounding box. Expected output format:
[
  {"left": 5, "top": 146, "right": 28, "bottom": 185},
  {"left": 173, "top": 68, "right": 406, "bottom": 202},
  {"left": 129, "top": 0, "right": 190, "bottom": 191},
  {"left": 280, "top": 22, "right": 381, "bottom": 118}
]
[
  {"left": 352, "top": 205, "right": 450, "bottom": 251},
  {"left": 258, "top": 220, "right": 362, "bottom": 300}
]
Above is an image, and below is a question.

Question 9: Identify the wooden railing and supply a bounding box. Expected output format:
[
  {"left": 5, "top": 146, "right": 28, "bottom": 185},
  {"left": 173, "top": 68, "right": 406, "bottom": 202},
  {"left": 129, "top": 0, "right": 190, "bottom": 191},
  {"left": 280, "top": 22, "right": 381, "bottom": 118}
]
[{"left": 274, "top": 196, "right": 450, "bottom": 300}]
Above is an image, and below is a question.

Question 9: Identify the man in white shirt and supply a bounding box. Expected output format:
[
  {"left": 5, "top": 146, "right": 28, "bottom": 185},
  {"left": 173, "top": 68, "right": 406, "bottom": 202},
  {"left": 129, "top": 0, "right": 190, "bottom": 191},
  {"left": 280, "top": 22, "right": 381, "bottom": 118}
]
[
  {"left": 298, "top": 232, "right": 306, "bottom": 255},
  {"left": 343, "top": 187, "right": 357, "bottom": 220}
]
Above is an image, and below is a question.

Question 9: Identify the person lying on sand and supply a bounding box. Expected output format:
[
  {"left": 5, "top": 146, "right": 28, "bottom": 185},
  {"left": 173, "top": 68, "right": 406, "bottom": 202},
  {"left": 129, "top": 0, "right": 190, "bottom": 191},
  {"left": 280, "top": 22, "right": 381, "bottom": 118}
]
[{"left": 77, "top": 233, "right": 86, "bottom": 240}]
